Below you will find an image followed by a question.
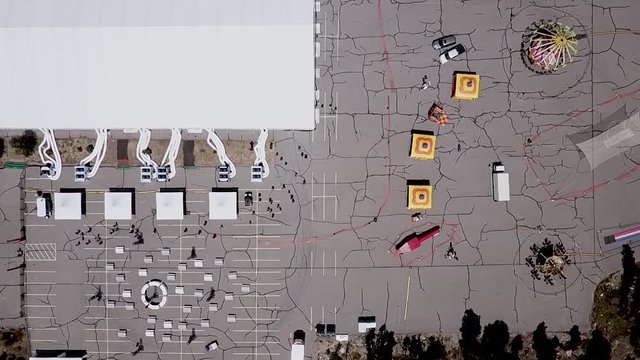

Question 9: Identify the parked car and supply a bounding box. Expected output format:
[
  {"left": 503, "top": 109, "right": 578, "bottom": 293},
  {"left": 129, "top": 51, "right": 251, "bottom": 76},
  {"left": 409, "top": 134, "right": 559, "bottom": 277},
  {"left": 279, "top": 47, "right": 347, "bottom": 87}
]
[
  {"left": 205, "top": 340, "right": 219, "bottom": 351},
  {"left": 438, "top": 43, "right": 465, "bottom": 64},
  {"left": 432, "top": 35, "right": 456, "bottom": 50}
]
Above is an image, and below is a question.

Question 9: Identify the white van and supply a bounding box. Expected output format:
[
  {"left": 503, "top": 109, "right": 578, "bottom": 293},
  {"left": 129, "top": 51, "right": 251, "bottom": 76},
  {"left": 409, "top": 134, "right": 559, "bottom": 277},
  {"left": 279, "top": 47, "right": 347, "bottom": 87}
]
[
  {"left": 36, "top": 192, "right": 53, "bottom": 218},
  {"left": 492, "top": 162, "right": 510, "bottom": 202}
]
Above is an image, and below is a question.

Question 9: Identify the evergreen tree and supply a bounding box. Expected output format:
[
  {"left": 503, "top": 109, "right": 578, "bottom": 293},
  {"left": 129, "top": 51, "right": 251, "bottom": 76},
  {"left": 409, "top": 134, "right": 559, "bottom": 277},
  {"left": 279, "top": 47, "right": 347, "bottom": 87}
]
[
  {"left": 509, "top": 335, "right": 523, "bottom": 360},
  {"left": 566, "top": 325, "right": 581, "bottom": 350},
  {"left": 423, "top": 336, "right": 446, "bottom": 360},
  {"left": 459, "top": 309, "right": 482, "bottom": 359},
  {"left": 581, "top": 327, "right": 611, "bottom": 360},
  {"left": 9, "top": 130, "right": 38, "bottom": 157},
  {"left": 480, "top": 320, "right": 510, "bottom": 359},
  {"left": 620, "top": 244, "right": 636, "bottom": 316},
  {"left": 532, "top": 322, "right": 558, "bottom": 360},
  {"left": 630, "top": 314, "right": 640, "bottom": 355},
  {"left": 408, "top": 336, "right": 424, "bottom": 360},
  {"left": 631, "top": 269, "right": 640, "bottom": 316},
  {"left": 365, "top": 328, "right": 376, "bottom": 360},
  {"left": 402, "top": 336, "right": 411, "bottom": 355},
  {"left": 374, "top": 325, "right": 397, "bottom": 360}
]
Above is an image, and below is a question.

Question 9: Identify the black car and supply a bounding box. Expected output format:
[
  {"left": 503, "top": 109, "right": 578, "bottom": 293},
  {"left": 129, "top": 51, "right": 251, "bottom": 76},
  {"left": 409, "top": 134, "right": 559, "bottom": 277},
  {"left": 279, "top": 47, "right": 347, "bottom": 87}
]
[{"left": 432, "top": 34, "right": 456, "bottom": 50}]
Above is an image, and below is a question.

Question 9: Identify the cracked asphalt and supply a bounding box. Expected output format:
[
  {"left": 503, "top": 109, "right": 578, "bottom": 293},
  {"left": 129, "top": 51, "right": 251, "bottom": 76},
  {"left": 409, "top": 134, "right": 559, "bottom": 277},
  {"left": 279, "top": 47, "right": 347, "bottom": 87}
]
[{"left": 1, "top": 0, "right": 640, "bottom": 359}]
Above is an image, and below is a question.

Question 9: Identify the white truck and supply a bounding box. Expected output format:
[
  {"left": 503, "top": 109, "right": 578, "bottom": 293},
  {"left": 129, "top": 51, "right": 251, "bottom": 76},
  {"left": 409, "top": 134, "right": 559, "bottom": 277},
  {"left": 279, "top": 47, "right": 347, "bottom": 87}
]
[
  {"left": 291, "top": 330, "right": 305, "bottom": 360},
  {"left": 36, "top": 191, "right": 53, "bottom": 218},
  {"left": 492, "top": 162, "right": 510, "bottom": 202}
]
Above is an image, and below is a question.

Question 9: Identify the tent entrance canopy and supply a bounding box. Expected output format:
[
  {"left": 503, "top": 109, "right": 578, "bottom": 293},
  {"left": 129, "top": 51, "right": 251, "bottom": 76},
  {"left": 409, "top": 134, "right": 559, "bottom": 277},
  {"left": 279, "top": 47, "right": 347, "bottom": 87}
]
[
  {"left": 54, "top": 192, "right": 83, "bottom": 220},
  {"left": 156, "top": 192, "right": 185, "bottom": 220},
  {"left": 0, "top": 0, "right": 314, "bottom": 130},
  {"left": 104, "top": 192, "right": 133, "bottom": 220}
]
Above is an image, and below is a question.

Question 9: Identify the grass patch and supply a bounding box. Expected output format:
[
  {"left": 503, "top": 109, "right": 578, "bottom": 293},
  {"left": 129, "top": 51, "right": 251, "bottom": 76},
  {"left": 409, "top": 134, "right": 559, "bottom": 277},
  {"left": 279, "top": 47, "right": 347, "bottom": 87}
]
[{"left": 591, "top": 271, "right": 631, "bottom": 340}]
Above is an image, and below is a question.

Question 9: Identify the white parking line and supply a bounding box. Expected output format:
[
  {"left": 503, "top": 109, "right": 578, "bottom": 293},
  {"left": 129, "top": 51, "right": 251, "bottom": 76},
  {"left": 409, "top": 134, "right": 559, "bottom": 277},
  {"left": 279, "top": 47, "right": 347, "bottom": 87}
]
[
  {"left": 233, "top": 306, "right": 280, "bottom": 310},
  {"left": 85, "top": 340, "right": 130, "bottom": 343},
  {"left": 233, "top": 235, "right": 281, "bottom": 238},
  {"left": 232, "top": 283, "right": 281, "bottom": 286},
  {"left": 233, "top": 353, "right": 280, "bottom": 356},
  {"left": 231, "top": 329, "right": 280, "bottom": 333}
]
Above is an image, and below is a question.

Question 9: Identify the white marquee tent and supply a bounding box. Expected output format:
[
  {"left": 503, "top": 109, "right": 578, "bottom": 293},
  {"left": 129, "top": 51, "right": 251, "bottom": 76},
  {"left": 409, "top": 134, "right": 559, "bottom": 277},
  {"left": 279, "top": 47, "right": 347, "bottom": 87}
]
[
  {"left": 155, "top": 192, "right": 184, "bottom": 220},
  {"left": 104, "top": 192, "right": 133, "bottom": 220},
  {"left": 0, "top": 0, "right": 315, "bottom": 130},
  {"left": 209, "top": 189, "right": 238, "bottom": 220},
  {"left": 54, "top": 192, "right": 82, "bottom": 220}
]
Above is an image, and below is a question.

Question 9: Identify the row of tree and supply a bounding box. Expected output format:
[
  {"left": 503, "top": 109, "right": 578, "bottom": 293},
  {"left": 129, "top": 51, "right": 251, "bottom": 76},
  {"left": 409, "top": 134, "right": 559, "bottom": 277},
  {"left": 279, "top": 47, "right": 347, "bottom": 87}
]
[
  {"left": 459, "top": 309, "right": 612, "bottom": 360},
  {"left": 620, "top": 244, "right": 640, "bottom": 354},
  {"left": 362, "top": 309, "right": 614, "bottom": 360}
]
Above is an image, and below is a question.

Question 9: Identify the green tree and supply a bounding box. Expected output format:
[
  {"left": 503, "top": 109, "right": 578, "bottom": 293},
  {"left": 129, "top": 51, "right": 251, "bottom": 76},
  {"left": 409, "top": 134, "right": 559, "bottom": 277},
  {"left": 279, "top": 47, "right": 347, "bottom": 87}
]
[
  {"left": 365, "top": 325, "right": 398, "bottom": 360},
  {"left": 365, "top": 328, "right": 376, "bottom": 360},
  {"left": 402, "top": 336, "right": 412, "bottom": 355},
  {"left": 374, "top": 325, "right": 397, "bottom": 360},
  {"left": 630, "top": 314, "right": 640, "bottom": 355},
  {"left": 509, "top": 335, "right": 523, "bottom": 360},
  {"left": 581, "top": 327, "right": 611, "bottom": 360},
  {"left": 631, "top": 270, "right": 640, "bottom": 316},
  {"left": 459, "top": 309, "right": 482, "bottom": 359},
  {"left": 620, "top": 244, "right": 636, "bottom": 316},
  {"left": 423, "top": 336, "right": 446, "bottom": 360},
  {"left": 408, "top": 336, "right": 424, "bottom": 359},
  {"left": 480, "top": 320, "right": 510, "bottom": 359},
  {"left": 532, "top": 322, "right": 558, "bottom": 360},
  {"left": 0, "top": 138, "right": 5, "bottom": 158},
  {"left": 566, "top": 325, "right": 581, "bottom": 350},
  {"left": 9, "top": 130, "right": 38, "bottom": 157}
]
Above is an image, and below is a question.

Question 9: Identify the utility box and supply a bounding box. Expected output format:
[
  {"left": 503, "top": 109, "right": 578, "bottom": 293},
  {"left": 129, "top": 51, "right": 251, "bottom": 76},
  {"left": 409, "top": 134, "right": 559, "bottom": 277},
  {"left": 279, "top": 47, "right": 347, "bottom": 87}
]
[{"left": 492, "top": 162, "right": 510, "bottom": 202}]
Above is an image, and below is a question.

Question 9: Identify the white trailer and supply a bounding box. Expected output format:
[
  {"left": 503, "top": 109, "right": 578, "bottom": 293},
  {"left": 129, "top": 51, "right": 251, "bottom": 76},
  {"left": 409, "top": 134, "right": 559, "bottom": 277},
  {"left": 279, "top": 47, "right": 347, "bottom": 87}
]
[
  {"left": 492, "top": 163, "right": 510, "bottom": 202},
  {"left": 291, "top": 330, "right": 305, "bottom": 360}
]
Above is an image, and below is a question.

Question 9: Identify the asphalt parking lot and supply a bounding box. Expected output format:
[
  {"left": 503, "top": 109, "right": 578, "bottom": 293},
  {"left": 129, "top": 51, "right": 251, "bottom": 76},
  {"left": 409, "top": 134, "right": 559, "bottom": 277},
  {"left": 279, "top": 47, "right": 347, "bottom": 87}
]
[{"left": 3, "top": 0, "right": 640, "bottom": 359}]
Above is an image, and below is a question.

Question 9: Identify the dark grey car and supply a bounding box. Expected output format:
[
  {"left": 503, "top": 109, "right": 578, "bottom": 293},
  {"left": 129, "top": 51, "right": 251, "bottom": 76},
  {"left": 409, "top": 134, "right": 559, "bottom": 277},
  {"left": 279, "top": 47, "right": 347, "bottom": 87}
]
[{"left": 432, "top": 35, "right": 456, "bottom": 50}]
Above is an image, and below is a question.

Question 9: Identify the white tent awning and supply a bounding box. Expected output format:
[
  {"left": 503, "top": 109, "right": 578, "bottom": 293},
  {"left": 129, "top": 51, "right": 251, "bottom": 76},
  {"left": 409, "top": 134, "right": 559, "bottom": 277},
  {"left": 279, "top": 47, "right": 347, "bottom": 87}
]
[
  {"left": 209, "top": 191, "right": 238, "bottom": 220},
  {"left": 0, "top": 0, "right": 314, "bottom": 130},
  {"left": 104, "top": 192, "right": 132, "bottom": 220},
  {"left": 54, "top": 192, "right": 82, "bottom": 220},
  {"left": 156, "top": 192, "right": 184, "bottom": 220}
]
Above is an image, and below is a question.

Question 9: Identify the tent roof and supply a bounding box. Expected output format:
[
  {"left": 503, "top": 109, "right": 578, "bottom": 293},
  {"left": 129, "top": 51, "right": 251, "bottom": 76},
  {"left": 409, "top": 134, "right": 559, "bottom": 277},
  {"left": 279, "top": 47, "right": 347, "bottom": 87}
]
[
  {"left": 0, "top": 0, "right": 314, "bottom": 130},
  {"left": 156, "top": 192, "right": 184, "bottom": 220},
  {"left": 54, "top": 192, "right": 82, "bottom": 220},
  {"left": 104, "top": 192, "right": 132, "bottom": 220},
  {"left": 209, "top": 190, "right": 238, "bottom": 220}
]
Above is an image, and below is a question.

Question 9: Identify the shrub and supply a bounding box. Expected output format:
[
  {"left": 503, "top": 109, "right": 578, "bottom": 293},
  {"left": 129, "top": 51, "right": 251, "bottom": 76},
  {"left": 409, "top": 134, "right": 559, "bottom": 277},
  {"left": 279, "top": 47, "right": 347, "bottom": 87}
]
[{"left": 9, "top": 130, "right": 38, "bottom": 157}]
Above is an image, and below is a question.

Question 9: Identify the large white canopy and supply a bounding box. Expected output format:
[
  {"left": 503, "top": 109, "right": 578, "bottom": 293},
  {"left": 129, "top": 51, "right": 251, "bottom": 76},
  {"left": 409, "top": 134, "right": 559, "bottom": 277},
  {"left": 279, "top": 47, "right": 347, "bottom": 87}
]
[
  {"left": 104, "top": 192, "right": 133, "bottom": 220},
  {"left": 0, "top": 0, "right": 314, "bottom": 130},
  {"left": 156, "top": 192, "right": 184, "bottom": 220},
  {"left": 54, "top": 192, "right": 82, "bottom": 220},
  {"left": 209, "top": 190, "right": 238, "bottom": 220}
]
